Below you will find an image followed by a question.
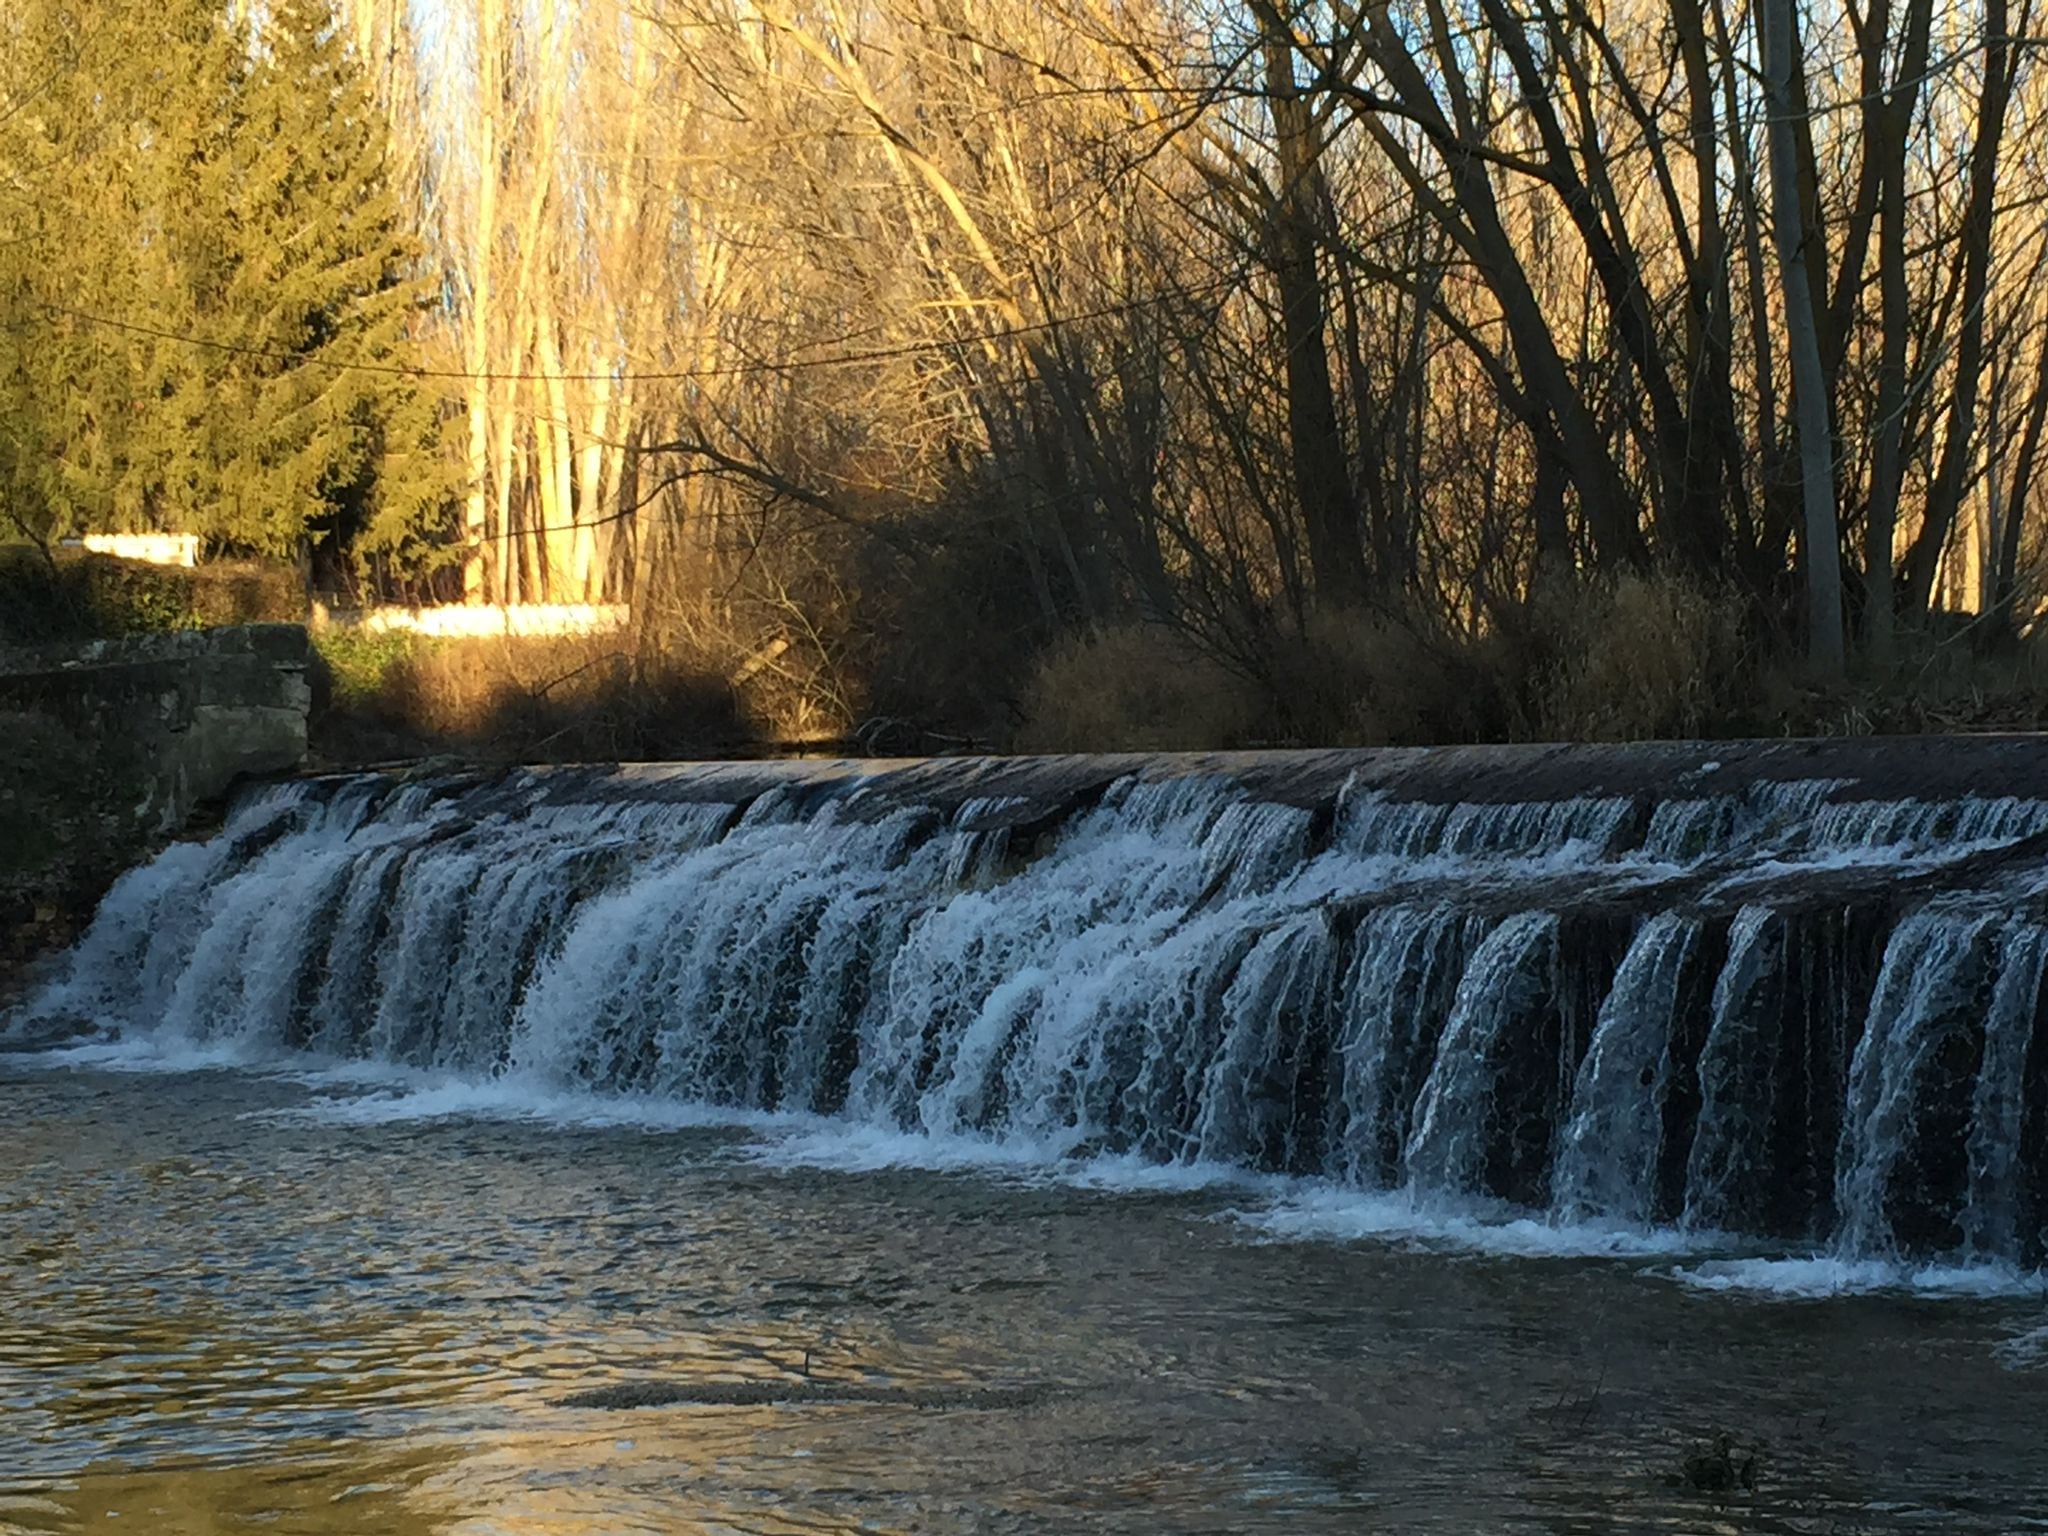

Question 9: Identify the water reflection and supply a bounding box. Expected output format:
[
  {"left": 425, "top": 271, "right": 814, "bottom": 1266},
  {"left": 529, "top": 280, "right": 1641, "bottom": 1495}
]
[
  {"left": 4, "top": 1061, "right": 2048, "bottom": 1534},
  {"left": 0, "top": 1445, "right": 455, "bottom": 1536}
]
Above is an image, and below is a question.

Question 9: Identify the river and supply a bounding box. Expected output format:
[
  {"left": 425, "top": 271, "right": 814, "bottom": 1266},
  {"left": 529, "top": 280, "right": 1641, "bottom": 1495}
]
[
  {"left": 3, "top": 1055, "right": 2047, "bottom": 1534},
  {"left": 11, "top": 745, "right": 2048, "bottom": 1530}
]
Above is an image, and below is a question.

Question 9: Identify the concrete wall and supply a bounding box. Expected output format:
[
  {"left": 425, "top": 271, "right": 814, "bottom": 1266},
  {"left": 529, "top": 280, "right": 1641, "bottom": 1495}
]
[{"left": 0, "top": 625, "right": 311, "bottom": 996}]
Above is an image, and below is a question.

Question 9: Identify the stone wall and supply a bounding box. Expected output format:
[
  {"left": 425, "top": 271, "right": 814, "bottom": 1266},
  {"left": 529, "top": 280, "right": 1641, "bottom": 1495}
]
[{"left": 0, "top": 625, "right": 311, "bottom": 997}]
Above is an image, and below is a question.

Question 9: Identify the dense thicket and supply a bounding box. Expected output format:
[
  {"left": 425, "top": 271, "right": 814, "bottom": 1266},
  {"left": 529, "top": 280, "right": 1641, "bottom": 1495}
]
[
  {"left": 0, "top": 548, "right": 302, "bottom": 644},
  {"left": 10, "top": 0, "right": 2048, "bottom": 743}
]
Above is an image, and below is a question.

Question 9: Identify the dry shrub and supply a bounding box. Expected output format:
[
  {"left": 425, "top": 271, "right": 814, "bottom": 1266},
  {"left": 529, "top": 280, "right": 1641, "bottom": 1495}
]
[
  {"left": 1258, "top": 607, "right": 1499, "bottom": 746},
  {"left": 843, "top": 510, "right": 1061, "bottom": 751},
  {"left": 1016, "top": 622, "right": 1260, "bottom": 752},
  {"left": 1747, "top": 617, "right": 2048, "bottom": 737},
  {"left": 1521, "top": 570, "right": 1748, "bottom": 741},
  {"left": 1017, "top": 609, "right": 1496, "bottom": 753},
  {"left": 311, "top": 629, "right": 748, "bottom": 763},
  {"left": 628, "top": 539, "right": 868, "bottom": 748}
]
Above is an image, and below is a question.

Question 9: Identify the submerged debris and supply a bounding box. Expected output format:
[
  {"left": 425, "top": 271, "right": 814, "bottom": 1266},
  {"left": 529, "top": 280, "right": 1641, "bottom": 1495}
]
[
  {"left": 555, "top": 1378, "right": 1053, "bottom": 1412},
  {"left": 1671, "top": 1432, "right": 1759, "bottom": 1494}
]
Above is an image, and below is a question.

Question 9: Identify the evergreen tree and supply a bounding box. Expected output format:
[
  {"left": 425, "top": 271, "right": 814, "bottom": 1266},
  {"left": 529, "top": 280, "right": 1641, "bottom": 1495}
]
[
  {"left": 0, "top": 0, "right": 455, "bottom": 570},
  {"left": 0, "top": 0, "right": 155, "bottom": 548}
]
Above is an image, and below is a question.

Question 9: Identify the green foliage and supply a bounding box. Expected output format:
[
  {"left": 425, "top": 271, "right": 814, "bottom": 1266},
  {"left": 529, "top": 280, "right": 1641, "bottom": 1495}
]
[
  {"left": 311, "top": 627, "right": 421, "bottom": 706},
  {"left": 0, "top": 547, "right": 303, "bottom": 644},
  {"left": 0, "top": 0, "right": 458, "bottom": 569}
]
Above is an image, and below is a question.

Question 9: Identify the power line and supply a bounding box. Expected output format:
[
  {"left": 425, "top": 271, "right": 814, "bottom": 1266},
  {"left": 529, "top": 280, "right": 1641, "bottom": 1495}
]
[{"left": 30, "top": 271, "right": 1248, "bottom": 387}]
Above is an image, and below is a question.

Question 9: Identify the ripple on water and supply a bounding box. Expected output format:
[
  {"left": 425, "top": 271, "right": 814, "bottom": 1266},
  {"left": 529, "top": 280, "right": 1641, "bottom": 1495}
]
[{"left": 3, "top": 1063, "right": 2048, "bottom": 1534}]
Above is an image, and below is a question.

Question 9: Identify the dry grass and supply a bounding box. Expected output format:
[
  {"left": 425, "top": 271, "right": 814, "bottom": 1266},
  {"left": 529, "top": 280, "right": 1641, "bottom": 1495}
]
[
  {"left": 1258, "top": 606, "right": 1497, "bottom": 746},
  {"left": 1015, "top": 608, "right": 1493, "bottom": 752},
  {"left": 1016, "top": 622, "right": 1261, "bottom": 752},
  {"left": 310, "top": 628, "right": 749, "bottom": 763},
  {"left": 1750, "top": 622, "right": 2048, "bottom": 737},
  {"left": 1520, "top": 570, "right": 1749, "bottom": 741}
]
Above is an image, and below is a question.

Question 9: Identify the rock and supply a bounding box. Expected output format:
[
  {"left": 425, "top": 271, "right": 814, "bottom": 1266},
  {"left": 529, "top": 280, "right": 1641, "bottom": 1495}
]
[{"left": 0, "top": 1013, "right": 101, "bottom": 1052}]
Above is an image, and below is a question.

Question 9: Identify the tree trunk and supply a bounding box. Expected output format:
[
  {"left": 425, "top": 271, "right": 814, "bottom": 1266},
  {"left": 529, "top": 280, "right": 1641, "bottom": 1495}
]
[
  {"left": 1860, "top": 0, "right": 1934, "bottom": 658},
  {"left": 1760, "top": 0, "right": 1843, "bottom": 671},
  {"left": 1250, "top": 0, "right": 1367, "bottom": 607},
  {"left": 461, "top": 0, "right": 503, "bottom": 602},
  {"left": 1993, "top": 337, "right": 2048, "bottom": 628},
  {"left": 1903, "top": 0, "right": 2011, "bottom": 616}
]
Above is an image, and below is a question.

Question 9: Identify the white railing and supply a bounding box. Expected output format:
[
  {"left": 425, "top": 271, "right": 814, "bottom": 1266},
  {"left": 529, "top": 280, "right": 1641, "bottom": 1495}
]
[
  {"left": 68, "top": 533, "right": 201, "bottom": 568},
  {"left": 310, "top": 602, "right": 631, "bottom": 638}
]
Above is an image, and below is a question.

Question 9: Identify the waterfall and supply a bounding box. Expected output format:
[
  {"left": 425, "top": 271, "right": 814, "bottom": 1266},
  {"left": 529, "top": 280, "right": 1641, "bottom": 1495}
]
[
  {"left": 1961, "top": 923, "right": 2048, "bottom": 1259},
  {"left": 1682, "top": 906, "right": 1789, "bottom": 1233},
  {"left": 1552, "top": 912, "right": 1701, "bottom": 1224},
  {"left": 1327, "top": 905, "right": 1477, "bottom": 1187},
  {"left": 1834, "top": 910, "right": 2005, "bottom": 1255},
  {"left": 14, "top": 746, "right": 2048, "bottom": 1268},
  {"left": 1400, "top": 912, "right": 1560, "bottom": 1200}
]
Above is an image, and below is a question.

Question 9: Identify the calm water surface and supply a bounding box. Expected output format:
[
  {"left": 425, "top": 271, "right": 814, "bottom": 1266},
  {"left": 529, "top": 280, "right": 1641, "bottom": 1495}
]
[{"left": 4, "top": 1060, "right": 2047, "bottom": 1535}]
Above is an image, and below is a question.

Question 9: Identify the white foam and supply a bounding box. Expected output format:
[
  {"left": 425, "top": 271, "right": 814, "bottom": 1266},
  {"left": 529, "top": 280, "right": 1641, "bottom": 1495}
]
[
  {"left": 1671, "top": 1255, "right": 2048, "bottom": 1299},
  {"left": 253, "top": 1068, "right": 791, "bottom": 1133},
  {"left": 1234, "top": 1185, "right": 1701, "bottom": 1261},
  {"left": 742, "top": 1124, "right": 1250, "bottom": 1189},
  {"left": 5, "top": 1034, "right": 778, "bottom": 1134},
  {"left": 3, "top": 1034, "right": 263, "bottom": 1075},
  {"left": 18, "top": 1031, "right": 2048, "bottom": 1304},
  {"left": 1995, "top": 1318, "right": 2048, "bottom": 1368},
  {"left": 738, "top": 1123, "right": 1278, "bottom": 1203},
  {"left": 1245, "top": 1192, "right": 2048, "bottom": 1297},
  {"left": 1064, "top": 1151, "right": 1272, "bottom": 1196},
  {"left": 742, "top": 1123, "right": 1077, "bottom": 1177}
]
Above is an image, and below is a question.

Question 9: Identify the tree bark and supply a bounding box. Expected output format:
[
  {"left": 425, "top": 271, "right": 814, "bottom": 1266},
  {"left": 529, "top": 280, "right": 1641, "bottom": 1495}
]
[
  {"left": 1760, "top": 0, "right": 1844, "bottom": 671},
  {"left": 1904, "top": 0, "right": 2011, "bottom": 616},
  {"left": 1249, "top": 0, "right": 1368, "bottom": 607}
]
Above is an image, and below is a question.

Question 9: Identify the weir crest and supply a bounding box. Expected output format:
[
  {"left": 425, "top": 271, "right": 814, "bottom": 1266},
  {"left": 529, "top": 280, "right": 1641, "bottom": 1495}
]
[{"left": 16, "top": 740, "right": 2048, "bottom": 1268}]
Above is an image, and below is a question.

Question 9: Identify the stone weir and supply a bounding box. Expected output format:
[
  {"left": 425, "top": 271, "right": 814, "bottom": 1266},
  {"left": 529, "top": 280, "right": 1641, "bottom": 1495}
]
[{"left": 15, "top": 737, "right": 2048, "bottom": 1267}]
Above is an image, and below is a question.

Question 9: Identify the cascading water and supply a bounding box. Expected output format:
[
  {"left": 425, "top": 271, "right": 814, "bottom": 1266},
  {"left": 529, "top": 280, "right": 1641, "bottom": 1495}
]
[
  {"left": 15, "top": 745, "right": 2048, "bottom": 1272},
  {"left": 1552, "top": 911, "right": 1701, "bottom": 1224}
]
